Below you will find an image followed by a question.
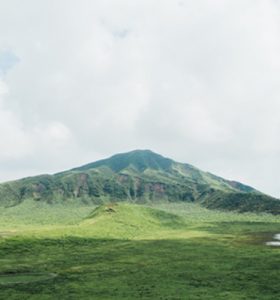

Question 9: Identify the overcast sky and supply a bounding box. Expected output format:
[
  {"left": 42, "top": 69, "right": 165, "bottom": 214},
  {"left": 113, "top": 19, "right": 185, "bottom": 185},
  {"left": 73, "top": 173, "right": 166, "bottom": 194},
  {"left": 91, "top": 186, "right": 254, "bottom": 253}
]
[{"left": 0, "top": 0, "right": 280, "bottom": 197}]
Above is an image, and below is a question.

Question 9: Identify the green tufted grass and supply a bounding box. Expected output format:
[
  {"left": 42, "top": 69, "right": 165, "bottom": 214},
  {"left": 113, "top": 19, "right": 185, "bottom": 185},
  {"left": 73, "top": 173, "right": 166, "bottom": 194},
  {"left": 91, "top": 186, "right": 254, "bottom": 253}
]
[{"left": 0, "top": 202, "right": 279, "bottom": 299}]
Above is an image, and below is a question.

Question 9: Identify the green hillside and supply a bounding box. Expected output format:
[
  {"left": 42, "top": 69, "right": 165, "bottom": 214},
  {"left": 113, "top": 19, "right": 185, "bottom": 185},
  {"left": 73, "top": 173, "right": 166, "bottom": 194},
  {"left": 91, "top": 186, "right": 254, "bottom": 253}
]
[
  {"left": 81, "top": 203, "right": 184, "bottom": 238},
  {"left": 0, "top": 150, "right": 279, "bottom": 214}
]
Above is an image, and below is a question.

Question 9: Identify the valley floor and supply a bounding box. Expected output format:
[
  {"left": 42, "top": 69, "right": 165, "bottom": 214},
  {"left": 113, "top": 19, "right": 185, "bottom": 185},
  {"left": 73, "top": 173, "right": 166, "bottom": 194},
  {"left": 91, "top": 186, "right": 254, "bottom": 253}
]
[{"left": 0, "top": 201, "right": 279, "bottom": 300}]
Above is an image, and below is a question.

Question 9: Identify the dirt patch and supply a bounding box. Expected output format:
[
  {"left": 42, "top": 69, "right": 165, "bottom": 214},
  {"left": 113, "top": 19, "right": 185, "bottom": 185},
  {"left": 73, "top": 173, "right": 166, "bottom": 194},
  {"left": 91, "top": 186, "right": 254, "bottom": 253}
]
[
  {"left": 104, "top": 203, "right": 118, "bottom": 213},
  {"left": 105, "top": 207, "right": 116, "bottom": 213}
]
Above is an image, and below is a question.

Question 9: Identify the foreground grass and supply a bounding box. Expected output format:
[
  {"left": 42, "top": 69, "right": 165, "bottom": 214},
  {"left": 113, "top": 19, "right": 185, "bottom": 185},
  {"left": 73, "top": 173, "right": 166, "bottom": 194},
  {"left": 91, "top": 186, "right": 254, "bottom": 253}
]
[{"left": 0, "top": 201, "right": 279, "bottom": 299}]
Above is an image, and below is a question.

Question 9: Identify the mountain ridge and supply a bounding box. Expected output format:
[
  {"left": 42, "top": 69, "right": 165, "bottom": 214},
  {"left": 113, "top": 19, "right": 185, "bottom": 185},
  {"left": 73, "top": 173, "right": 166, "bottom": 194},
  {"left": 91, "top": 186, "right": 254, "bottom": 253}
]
[
  {"left": 69, "top": 149, "right": 180, "bottom": 175},
  {"left": 0, "top": 149, "right": 279, "bottom": 214}
]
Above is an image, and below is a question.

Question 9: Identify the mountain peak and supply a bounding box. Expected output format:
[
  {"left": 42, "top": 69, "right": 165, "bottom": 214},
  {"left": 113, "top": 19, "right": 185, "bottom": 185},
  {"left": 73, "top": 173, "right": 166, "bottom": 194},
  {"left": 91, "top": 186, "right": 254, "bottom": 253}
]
[{"left": 72, "top": 149, "right": 173, "bottom": 173}]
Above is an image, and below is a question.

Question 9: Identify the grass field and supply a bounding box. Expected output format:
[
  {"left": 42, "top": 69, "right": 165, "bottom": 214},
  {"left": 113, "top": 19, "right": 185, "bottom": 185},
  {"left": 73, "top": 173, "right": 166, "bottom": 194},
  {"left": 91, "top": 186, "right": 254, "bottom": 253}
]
[{"left": 0, "top": 201, "right": 279, "bottom": 299}]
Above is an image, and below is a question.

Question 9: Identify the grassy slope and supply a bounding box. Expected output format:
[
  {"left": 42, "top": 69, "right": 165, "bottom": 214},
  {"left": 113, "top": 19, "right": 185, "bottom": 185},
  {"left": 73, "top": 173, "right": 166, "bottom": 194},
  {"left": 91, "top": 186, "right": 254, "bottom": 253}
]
[
  {"left": 0, "top": 202, "right": 279, "bottom": 299},
  {"left": 1, "top": 150, "right": 279, "bottom": 214}
]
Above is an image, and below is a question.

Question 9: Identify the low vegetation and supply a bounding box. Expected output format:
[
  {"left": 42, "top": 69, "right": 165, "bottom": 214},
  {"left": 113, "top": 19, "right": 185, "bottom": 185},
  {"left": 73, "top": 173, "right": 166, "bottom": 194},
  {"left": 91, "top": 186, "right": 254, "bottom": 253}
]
[{"left": 0, "top": 201, "right": 279, "bottom": 299}]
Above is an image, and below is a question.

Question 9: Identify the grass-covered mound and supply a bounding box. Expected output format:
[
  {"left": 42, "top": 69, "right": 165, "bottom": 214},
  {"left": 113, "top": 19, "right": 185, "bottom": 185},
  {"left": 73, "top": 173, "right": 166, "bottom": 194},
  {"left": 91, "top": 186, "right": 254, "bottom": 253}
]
[{"left": 82, "top": 203, "right": 185, "bottom": 239}]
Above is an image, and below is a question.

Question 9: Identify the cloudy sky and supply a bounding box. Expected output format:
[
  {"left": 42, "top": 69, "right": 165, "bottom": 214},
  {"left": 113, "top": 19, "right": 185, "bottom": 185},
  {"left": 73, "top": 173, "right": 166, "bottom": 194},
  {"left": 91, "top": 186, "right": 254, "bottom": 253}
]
[{"left": 0, "top": 0, "right": 280, "bottom": 197}]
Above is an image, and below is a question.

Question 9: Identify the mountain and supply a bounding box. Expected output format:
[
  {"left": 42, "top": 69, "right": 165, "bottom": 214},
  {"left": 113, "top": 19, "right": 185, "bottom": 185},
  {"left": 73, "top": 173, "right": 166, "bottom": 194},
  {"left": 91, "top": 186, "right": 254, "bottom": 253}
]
[{"left": 0, "top": 150, "right": 279, "bottom": 214}]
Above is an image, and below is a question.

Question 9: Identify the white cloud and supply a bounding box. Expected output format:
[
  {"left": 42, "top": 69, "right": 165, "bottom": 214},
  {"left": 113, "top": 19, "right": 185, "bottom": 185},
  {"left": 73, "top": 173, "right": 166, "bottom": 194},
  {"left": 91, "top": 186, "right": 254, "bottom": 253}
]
[
  {"left": 0, "top": 80, "right": 79, "bottom": 177},
  {"left": 0, "top": 81, "right": 31, "bottom": 159},
  {"left": 0, "top": 0, "right": 280, "bottom": 197}
]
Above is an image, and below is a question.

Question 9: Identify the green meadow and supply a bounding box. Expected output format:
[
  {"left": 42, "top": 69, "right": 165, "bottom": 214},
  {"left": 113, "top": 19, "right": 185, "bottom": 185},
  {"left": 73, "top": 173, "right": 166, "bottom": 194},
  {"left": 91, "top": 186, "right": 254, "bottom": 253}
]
[{"left": 0, "top": 201, "right": 279, "bottom": 299}]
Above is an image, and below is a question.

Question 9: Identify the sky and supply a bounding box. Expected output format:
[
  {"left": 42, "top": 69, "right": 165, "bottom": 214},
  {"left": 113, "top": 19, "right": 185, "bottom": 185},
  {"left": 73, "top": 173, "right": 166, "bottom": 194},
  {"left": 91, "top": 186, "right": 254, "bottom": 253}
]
[{"left": 0, "top": 0, "right": 280, "bottom": 198}]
